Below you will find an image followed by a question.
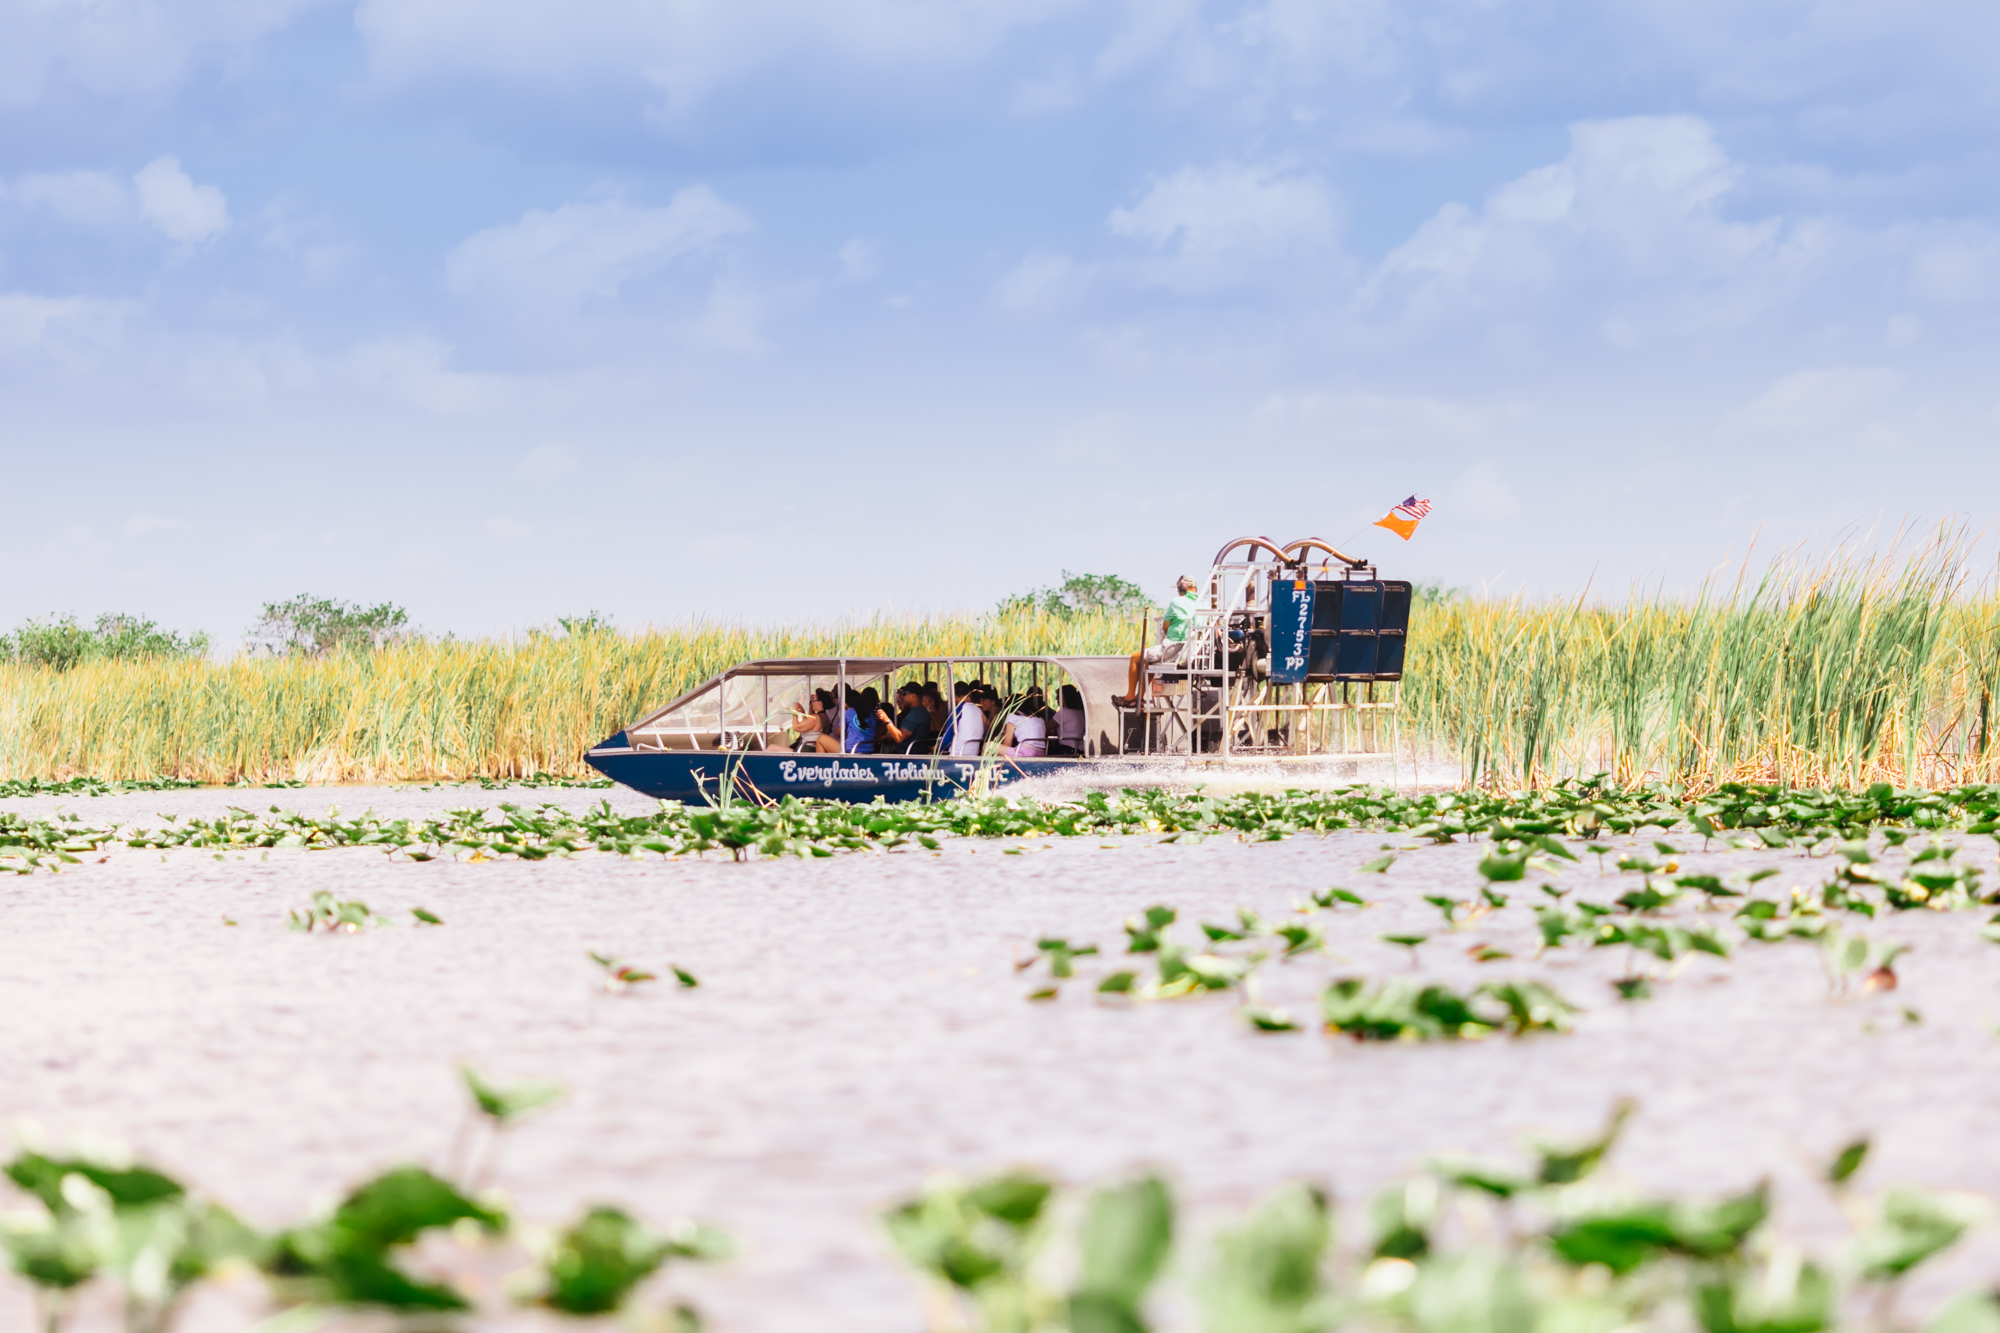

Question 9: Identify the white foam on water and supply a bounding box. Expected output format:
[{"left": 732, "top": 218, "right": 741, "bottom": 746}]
[{"left": 997, "top": 756, "right": 1466, "bottom": 803}]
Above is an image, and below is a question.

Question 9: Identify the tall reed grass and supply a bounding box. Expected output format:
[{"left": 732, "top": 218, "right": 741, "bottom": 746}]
[
  {"left": 0, "top": 612, "right": 1140, "bottom": 785},
  {"left": 1399, "top": 541, "right": 2000, "bottom": 789},
  {"left": 4, "top": 543, "right": 1997, "bottom": 790}
]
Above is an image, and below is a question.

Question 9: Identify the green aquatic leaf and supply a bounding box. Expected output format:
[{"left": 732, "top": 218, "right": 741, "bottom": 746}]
[
  {"left": 966, "top": 1172, "right": 1054, "bottom": 1229},
  {"left": 1204, "top": 1183, "right": 1333, "bottom": 1332},
  {"left": 1243, "top": 1006, "right": 1300, "bottom": 1032},
  {"left": 1370, "top": 1179, "right": 1436, "bottom": 1260},
  {"left": 1850, "top": 1188, "right": 1985, "bottom": 1280},
  {"left": 1613, "top": 976, "right": 1653, "bottom": 1001},
  {"left": 1693, "top": 1256, "right": 1834, "bottom": 1333},
  {"left": 1474, "top": 979, "right": 1575, "bottom": 1033},
  {"left": 461, "top": 1066, "right": 564, "bottom": 1125},
  {"left": 1826, "top": 1138, "right": 1869, "bottom": 1186},
  {"left": 265, "top": 1166, "right": 503, "bottom": 1311},
  {"left": 5, "top": 1153, "right": 185, "bottom": 1214},
  {"left": 1430, "top": 1157, "right": 1529, "bottom": 1200},
  {"left": 1535, "top": 1101, "right": 1632, "bottom": 1186},
  {"left": 1924, "top": 1293, "right": 2000, "bottom": 1333},
  {"left": 0, "top": 1212, "right": 103, "bottom": 1290},
  {"left": 1408, "top": 1250, "right": 1535, "bottom": 1333},
  {"left": 532, "top": 1206, "right": 669, "bottom": 1315},
  {"left": 1071, "top": 1175, "right": 1172, "bottom": 1318}
]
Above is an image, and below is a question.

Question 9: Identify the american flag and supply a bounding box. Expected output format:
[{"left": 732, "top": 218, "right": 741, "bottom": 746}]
[{"left": 1394, "top": 496, "right": 1432, "bottom": 520}]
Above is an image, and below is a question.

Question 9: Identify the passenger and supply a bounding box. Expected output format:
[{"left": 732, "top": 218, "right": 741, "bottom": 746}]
[
  {"left": 950, "top": 683, "right": 987, "bottom": 757},
  {"left": 919, "top": 682, "right": 947, "bottom": 752},
  {"left": 877, "top": 684, "right": 932, "bottom": 754},
  {"left": 1112, "top": 575, "right": 1199, "bottom": 707},
  {"left": 791, "top": 688, "right": 841, "bottom": 753},
  {"left": 1051, "top": 684, "right": 1086, "bottom": 757},
  {"left": 939, "top": 681, "right": 967, "bottom": 754},
  {"left": 975, "top": 687, "right": 1006, "bottom": 753},
  {"left": 843, "top": 687, "right": 876, "bottom": 754},
  {"left": 1000, "top": 693, "right": 1049, "bottom": 757}
]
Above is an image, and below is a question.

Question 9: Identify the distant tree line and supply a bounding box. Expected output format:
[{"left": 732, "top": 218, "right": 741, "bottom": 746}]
[
  {"left": 0, "top": 614, "right": 210, "bottom": 671},
  {"left": 0, "top": 596, "right": 628, "bottom": 670},
  {"left": 998, "top": 571, "right": 1154, "bottom": 618},
  {"left": 244, "top": 595, "right": 414, "bottom": 657}
]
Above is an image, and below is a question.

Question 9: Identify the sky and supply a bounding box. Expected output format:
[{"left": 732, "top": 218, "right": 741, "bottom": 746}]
[{"left": 3, "top": 0, "right": 1998, "bottom": 643}]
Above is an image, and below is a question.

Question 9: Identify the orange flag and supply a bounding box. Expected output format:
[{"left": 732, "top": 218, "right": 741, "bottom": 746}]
[{"left": 1373, "top": 496, "right": 1432, "bottom": 540}]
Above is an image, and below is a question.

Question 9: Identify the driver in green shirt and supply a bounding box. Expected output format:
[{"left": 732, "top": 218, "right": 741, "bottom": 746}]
[{"left": 1113, "top": 576, "right": 1199, "bottom": 707}]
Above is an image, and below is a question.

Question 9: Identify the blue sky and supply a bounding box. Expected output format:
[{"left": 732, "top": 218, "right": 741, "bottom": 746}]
[{"left": 3, "top": 0, "right": 1997, "bottom": 641}]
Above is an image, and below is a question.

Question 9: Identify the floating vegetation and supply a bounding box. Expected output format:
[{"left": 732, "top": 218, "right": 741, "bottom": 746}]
[
  {"left": 286, "top": 890, "right": 379, "bottom": 933},
  {"left": 1017, "top": 793, "right": 1997, "bottom": 1028},
  {"left": 886, "top": 1105, "right": 1996, "bottom": 1333},
  {"left": 1023, "top": 893, "right": 1577, "bottom": 1040},
  {"left": 1322, "top": 976, "right": 1576, "bottom": 1040},
  {"left": 525, "top": 1205, "right": 731, "bottom": 1321},
  {"left": 472, "top": 772, "right": 615, "bottom": 790},
  {"left": 11, "top": 777, "right": 2000, "bottom": 875},
  {"left": 0, "top": 1069, "right": 728, "bottom": 1331},
  {"left": 0, "top": 775, "right": 202, "bottom": 799},
  {"left": 589, "top": 952, "right": 658, "bottom": 992},
  {"left": 453, "top": 1066, "right": 565, "bottom": 1188}
]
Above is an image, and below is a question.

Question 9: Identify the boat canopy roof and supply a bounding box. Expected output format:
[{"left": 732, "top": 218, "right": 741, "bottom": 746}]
[{"left": 625, "top": 654, "right": 1130, "bottom": 756}]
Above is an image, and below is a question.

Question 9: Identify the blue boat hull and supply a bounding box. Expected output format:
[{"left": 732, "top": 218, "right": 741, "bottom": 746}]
[{"left": 585, "top": 746, "right": 1083, "bottom": 804}]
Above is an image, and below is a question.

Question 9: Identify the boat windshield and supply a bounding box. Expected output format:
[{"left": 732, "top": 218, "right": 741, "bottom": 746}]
[{"left": 625, "top": 658, "right": 1091, "bottom": 753}]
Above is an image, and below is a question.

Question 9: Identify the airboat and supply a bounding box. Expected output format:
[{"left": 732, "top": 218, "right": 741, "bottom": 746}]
[{"left": 585, "top": 537, "right": 1412, "bottom": 803}]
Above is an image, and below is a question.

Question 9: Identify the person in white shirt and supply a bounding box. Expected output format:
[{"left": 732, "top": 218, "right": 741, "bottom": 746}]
[
  {"left": 950, "top": 682, "right": 987, "bottom": 756},
  {"left": 1000, "top": 697, "right": 1048, "bottom": 757}
]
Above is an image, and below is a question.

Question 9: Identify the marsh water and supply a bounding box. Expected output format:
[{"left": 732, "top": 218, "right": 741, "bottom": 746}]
[{"left": 5, "top": 783, "right": 2000, "bottom": 1330}]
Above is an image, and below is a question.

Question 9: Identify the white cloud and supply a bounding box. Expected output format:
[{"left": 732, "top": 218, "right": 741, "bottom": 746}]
[
  {"left": 1902, "top": 224, "right": 2000, "bottom": 305},
  {"left": 10, "top": 171, "right": 130, "bottom": 227},
  {"left": 992, "top": 251, "right": 1096, "bottom": 317},
  {"left": 446, "top": 187, "right": 753, "bottom": 316},
  {"left": 133, "top": 156, "right": 231, "bottom": 245},
  {"left": 0, "top": 293, "right": 134, "bottom": 359},
  {"left": 343, "top": 334, "right": 504, "bottom": 413},
  {"left": 1380, "top": 117, "right": 1758, "bottom": 284},
  {"left": 1366, "top": 116, "right": 1802, "bottom": 345},
  {"left": 0, "top": 0, "right": 320, "bottom": 107},
  {"left": 356, "top": 0, "right": 1080, "bottom": 125},
  {"left": 838, "top": 238, "right": 880, "bottom": 281},
  {"left": 1732, "top": 366, "right": 1904, "bottom": 436},
  {"left": 1107, "top": 161, "right": 1341, "bottom": 293},
  {"left": 685, "top": 276, "right": 768, "bottom": 353}
]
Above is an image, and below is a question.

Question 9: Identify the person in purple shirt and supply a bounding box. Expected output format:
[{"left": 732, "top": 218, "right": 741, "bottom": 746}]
[{"left": 841, "top": 687, "right": 876, "bottom": 754}]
